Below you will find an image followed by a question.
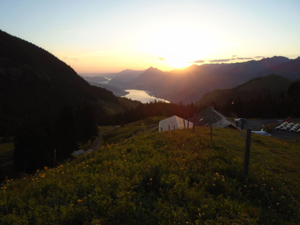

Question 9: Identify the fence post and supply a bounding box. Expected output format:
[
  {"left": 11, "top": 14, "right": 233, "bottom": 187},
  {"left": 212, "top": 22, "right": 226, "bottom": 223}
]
[
  {"left": 244, "top": 128, "right": 252, "bottom": 177},
  {"left": 210, "top": 108, "right": 213, "bottom": 141},
  {"left": 168, "top": 125, "right": 170, "bottom": 131},
  {"left": 183, "top": 119, "right": 186, "bottom": 129},
  {"left": 211, "top": 124, "right": 213, "bottom": 141}
]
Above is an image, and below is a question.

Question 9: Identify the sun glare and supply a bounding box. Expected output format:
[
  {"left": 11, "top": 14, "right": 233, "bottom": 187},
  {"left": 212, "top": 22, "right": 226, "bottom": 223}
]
[
  {"left": 139, "top": 23, "right": 218, "bottom": 69},
  {"left": 165, "top": 54, "right": 190, "bottom": 69}
]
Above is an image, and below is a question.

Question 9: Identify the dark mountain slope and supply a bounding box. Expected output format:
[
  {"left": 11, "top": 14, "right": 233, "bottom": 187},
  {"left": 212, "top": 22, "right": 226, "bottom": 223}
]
[
  {"left": 0, "top": 30, "right": 119, "bottom": 135},
  {"left": 129, "top": 67, "right": 166, "bottom": 91},
  {"left": 197, "top": 74, "right": 292, "bottom": 107},
  {"left": 107, "top": 69, "right": 145, "bottom": 87},
  {"left": 256, "top": 58, "right": 300, "bottom": 81}
]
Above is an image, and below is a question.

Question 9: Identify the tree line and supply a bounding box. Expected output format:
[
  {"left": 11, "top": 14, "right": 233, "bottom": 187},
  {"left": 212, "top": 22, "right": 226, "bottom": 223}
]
[
  {"left": 13, "top": 103, "right": 100, "bottom": 175},
  {"left": 204, "top": 80, "right": 300, "bottom": 119}
]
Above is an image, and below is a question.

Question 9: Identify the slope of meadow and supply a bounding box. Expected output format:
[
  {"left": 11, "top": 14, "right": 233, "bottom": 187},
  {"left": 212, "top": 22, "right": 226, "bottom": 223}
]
[{"left": 0, "top": 118, "right": 299, "bottom": 224}]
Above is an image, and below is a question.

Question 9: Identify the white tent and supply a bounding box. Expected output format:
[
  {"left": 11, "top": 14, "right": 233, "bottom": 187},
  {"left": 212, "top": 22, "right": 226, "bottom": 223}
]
[{"left": 159, "top": 115, "right": 193, "bottom": 132}]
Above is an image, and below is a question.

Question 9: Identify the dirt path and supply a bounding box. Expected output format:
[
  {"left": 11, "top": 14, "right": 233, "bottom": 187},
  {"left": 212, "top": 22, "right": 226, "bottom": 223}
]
[{"left": 93, "top": 126, "right": 120, "bottom": 150}]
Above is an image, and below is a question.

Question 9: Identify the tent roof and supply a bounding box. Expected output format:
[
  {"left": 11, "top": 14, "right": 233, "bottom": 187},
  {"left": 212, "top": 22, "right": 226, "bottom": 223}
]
[{"left": 159, "top": 115, "right": 193, "bottom": 130}]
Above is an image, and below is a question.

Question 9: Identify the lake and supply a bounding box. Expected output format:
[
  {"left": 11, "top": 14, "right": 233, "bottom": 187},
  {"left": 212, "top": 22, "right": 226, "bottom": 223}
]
[{"left": 122, "top": 89, "right": 170, "bottom": 103}]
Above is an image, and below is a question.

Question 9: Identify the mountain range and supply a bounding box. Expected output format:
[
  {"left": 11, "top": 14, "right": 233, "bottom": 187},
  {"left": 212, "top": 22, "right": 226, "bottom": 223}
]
[{"left": 83, "top": 56, "right": 300, "bottom": 104}]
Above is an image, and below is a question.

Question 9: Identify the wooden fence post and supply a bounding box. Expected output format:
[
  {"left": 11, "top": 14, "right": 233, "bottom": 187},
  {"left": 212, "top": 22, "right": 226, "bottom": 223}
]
[
  {"left": 183, "top": 119, "right": 186, "bottom": 129},
  {"left": 210, "top": 108, "right": 213, "bottom": 141},
  {"left": 244, "top": 128, "right": 252, "bottom": 177},
  {"left": 168, "top": 125, "right": 170, "bottom": 131}
]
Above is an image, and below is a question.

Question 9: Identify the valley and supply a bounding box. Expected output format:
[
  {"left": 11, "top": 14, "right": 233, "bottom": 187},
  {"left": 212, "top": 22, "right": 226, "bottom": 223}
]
[{"left": 83, "top": 56, "right": 300, "bottom": 105}]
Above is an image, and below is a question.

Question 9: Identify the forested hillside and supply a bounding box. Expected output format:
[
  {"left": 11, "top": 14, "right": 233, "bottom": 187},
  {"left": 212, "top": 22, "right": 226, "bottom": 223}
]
[
  {"left": 0, "top": 29, "right": 119, "bottom": 137},
  {"left": 197, "top": 74, "right": 300, "bottom": 118}
]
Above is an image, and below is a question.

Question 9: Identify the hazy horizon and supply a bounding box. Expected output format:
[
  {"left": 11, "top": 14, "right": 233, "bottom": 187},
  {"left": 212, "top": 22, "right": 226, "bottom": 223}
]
[
  {"left": 1, "top": 0, "right": 300, "bottom": 74},
  {"left": 80, "top": 55, "right": 299, "bottom": 76}
]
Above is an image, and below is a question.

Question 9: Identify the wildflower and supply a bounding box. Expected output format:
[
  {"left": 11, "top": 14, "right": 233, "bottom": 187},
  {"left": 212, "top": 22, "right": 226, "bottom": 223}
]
[
  {"left": 77, "top": 199, "right": 82, "bottom": 203},
  {"left": 150, "top": 178, "right": 152, "bottom": 181},
  {"left": 213, "top": 184, "right": 215, "bottom": 186},
  {"left": 282, "top": 196, "right": 285, "bottom": 198},
  {"left": 271, "top": 187, "right": 274, "bottom": 190},
  {"left": 276, "top": 203, "right": 279, "bottom": 206}
]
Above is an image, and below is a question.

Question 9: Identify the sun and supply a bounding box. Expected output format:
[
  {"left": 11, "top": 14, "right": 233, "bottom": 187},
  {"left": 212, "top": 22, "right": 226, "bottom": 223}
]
[
  {"left": 139, "top": 23, "right": 216, "bottom": 69},
  {"left": 165, "top": 54, "right": 190, "bottom": 69}
]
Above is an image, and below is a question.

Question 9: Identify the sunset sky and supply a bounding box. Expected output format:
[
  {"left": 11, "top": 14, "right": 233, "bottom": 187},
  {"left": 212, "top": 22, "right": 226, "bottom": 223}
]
[{"left": 1, "top": 0, "right": 300, "bottom": 74}]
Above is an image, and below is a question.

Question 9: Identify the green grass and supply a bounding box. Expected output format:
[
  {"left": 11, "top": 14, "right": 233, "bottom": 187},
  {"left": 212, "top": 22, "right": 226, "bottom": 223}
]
[
  {"left": 0, "top": 122, "right": 299, "bottom": 224},
  {"left": 102, "top": 116, "right": 165, "bottom": 143},
  {"left": 97, "top": 126, "right": 114, "bottom": 133}
]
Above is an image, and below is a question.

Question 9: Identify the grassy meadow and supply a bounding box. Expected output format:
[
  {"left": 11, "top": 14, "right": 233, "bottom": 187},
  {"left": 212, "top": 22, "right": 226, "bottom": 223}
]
[{"left": 0, "top": 117, "right": 299, "bottom": 224}]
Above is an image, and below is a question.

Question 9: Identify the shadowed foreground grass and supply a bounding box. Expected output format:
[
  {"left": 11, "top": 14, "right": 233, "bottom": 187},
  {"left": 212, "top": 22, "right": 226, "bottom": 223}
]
[{"left": 0, "top": 118, "right": 299, "bottom": 224}]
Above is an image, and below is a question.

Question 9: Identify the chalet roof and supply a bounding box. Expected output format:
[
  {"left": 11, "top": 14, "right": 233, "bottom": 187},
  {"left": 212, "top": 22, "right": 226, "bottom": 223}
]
[{"left": 191, "top": 107, "right": 238, "bottom": 129}]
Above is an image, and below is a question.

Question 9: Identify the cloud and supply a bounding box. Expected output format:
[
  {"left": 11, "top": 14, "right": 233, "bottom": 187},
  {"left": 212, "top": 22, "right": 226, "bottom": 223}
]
[
  {"left": 63, "top": 56, "right": 79, "bottom": 62},
  {"left": 232, "top": 55, "right": 237, "bottom": 58},
  {"left": 237, "top": 57, "right": 253, "bottom": 60},
  {"left": 189, "top": 59, "right": 205, "bottom": 63},
  {"left": 209, "top": 59, "right": 232, "bottom": 63},
  {"left": 158, "top": 57, "right": 166, "bottom": 61},
  {"left": 254, "top": 56, "right": 264, "bottom": 59}
]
